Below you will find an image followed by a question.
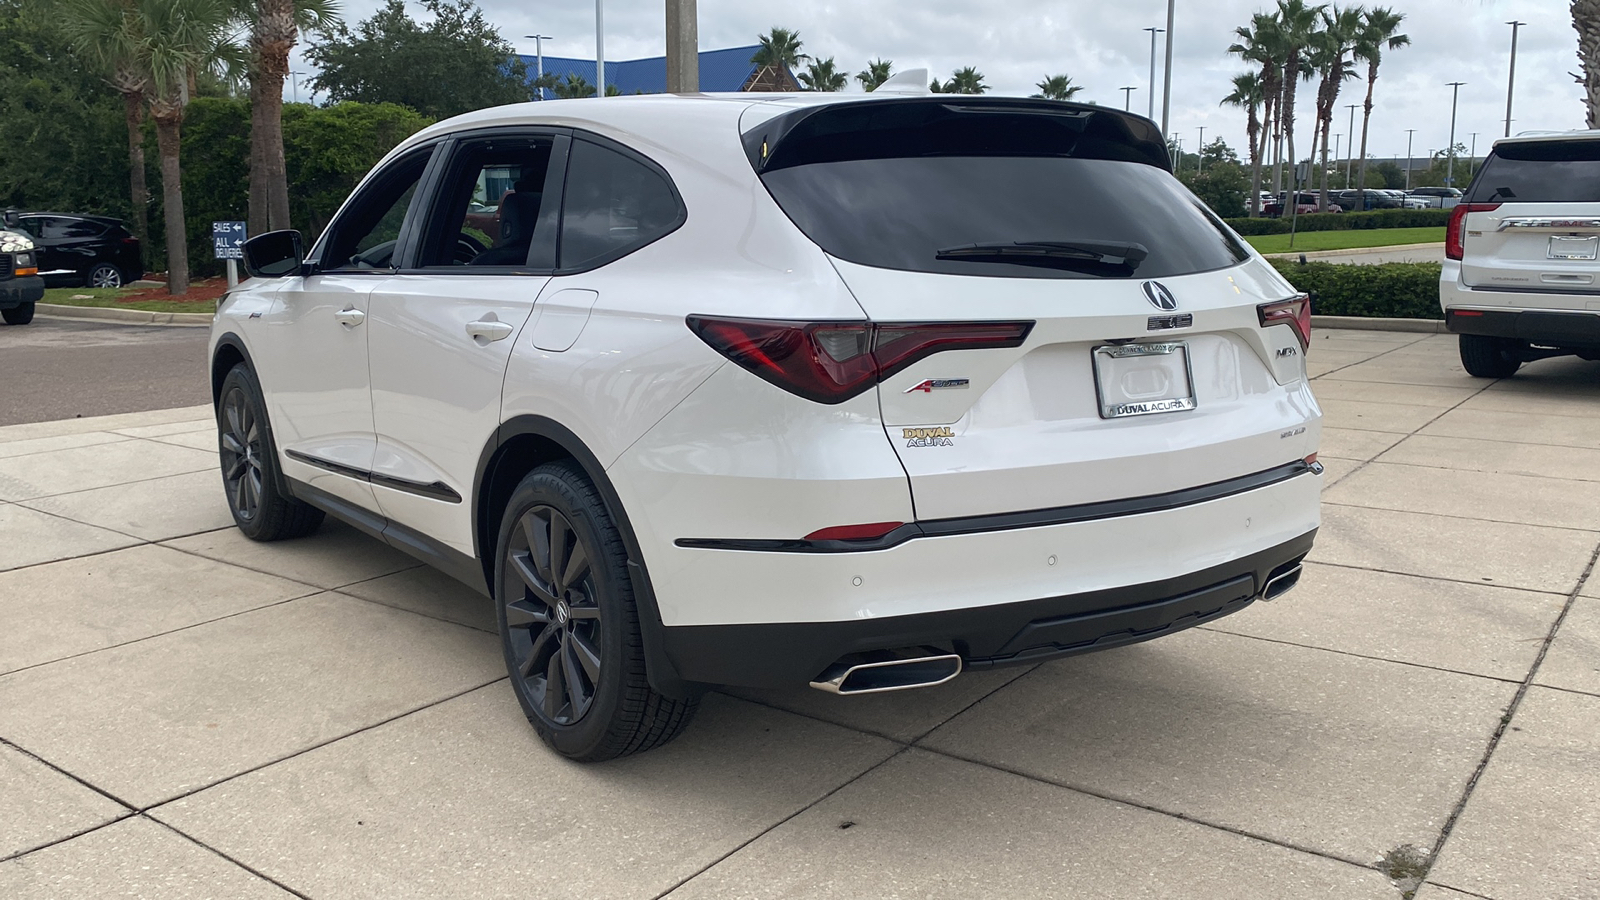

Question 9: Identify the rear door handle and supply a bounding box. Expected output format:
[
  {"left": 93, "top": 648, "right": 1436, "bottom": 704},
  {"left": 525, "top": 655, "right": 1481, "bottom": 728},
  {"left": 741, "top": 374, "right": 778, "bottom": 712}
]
[
  {"left": 333, "top": 306, "right": 365, "bottom": 327},
  {"left": 465, "top": 319, "right": 514, "bottom": 342}
]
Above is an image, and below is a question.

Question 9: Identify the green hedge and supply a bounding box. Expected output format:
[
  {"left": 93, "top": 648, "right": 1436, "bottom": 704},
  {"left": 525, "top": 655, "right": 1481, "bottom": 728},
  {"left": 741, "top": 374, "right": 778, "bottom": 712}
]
[
  {"left": 1226, "top": 208, "right": 1452, "bottom": 236},
  {"left": 1269, "top": 259, "right": 1443, "bottom": 320}
]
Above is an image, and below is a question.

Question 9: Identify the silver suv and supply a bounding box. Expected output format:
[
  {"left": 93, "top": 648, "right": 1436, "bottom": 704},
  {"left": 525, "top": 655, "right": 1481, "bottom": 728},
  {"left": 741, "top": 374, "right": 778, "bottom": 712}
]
[{"left": 1441, "top": 132, "right": 1600, "bottom": 377}]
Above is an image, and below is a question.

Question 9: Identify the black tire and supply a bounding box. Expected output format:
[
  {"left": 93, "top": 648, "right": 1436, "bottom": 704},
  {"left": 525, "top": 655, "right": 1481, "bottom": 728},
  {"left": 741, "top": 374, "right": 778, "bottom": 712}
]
[
  {"left": 216, "top": 364, "right": 324, "bottom": 541},
  {"left": 1, "top": 302, "right": 34, "bottom": 325},
  {"left": 1459, "top": 334, "right": 1522, "bottom": 379},
  {"left": 495, "top": 461, "right": 697, "bottom": 761},
  {"left": 85, "top": 263, "right": 124, "bottom": 289}
]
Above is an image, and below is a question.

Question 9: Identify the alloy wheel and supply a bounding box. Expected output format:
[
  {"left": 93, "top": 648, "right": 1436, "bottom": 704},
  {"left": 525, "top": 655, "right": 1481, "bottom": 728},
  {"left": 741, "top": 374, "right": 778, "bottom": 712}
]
[
  {"left": 219, "top": 387, "right": 263, "bottom": 521},
  {"left": 504, "top": 505, "right": 603, "bottom": 725},
  {"left": 89, "top": 265, "right": 122, "bottom": 288}
]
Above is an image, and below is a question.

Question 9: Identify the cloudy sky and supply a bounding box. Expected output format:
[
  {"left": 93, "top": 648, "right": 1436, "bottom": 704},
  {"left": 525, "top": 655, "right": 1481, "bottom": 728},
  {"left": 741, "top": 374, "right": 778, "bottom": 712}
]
[{"left": 288, "top": 0, "right": 1582, "bottom": 164}]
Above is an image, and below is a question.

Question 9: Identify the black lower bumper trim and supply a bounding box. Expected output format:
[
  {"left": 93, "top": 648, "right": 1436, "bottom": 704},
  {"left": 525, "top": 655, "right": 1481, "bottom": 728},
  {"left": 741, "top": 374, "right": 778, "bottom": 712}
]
[
  {"left": 1447, "top": 308, "right": 1600, "bottom": 348},
  {"left": 1, "top": 276, "right": 44, "bottom": 308},
  {"left": 660, "top": 529, "right": 1316, "bottom": 688}
]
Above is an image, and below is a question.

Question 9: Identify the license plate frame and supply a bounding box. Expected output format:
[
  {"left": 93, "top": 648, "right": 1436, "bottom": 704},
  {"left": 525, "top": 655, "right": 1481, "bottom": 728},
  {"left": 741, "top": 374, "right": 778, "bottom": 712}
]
[
  {"left": 1548, "top": 235, "right": 1600, "bottom": 261},
  {"left": 1092, "top": 342, "right": 1197, "bottom": 420}
]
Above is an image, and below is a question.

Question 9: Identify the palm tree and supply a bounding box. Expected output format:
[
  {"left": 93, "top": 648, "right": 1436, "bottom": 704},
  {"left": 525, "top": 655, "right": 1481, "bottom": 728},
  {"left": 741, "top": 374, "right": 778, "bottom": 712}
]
[
  {"left": 799, "top": 57, "right": 847, "bottom": 92},
  {"left": 1222, "top": 72, "right": 1266, "bottom": 214},
  {"left": 1309, "top": 5, "right": 1363, "bottom": 210},
  {"left": 551, "top": 73, "right": 595, "bottom": 99},
  {"left": 1352, "top": 7, "right": 1407, "bottom": 191},
  {"left": 239, "top": 0, "right": 340, "bottom": 238},
  {"left": 1033, "top": 74, "right": 1082, "bottom": 101},
  {"left": 856, "top": 58, "right": 893, "bottom": 91},
  {"left": 1274, "top": 0, "right": 1325, "bottom": 207},
  {"left": 1576, "top": 1, "right": 1600, "bottom": 127},
  {"left": 933, "top": 66, "right": 987, "bottom": 95},
  {"left": 1229, "top": 13, "right": 1286, "bottom": 197},
  {"left": 60, "top": 0, "right": 153, "bottom": 258},
  {"left": 750, "top": 27, "right": 806, "bottom": 70}
]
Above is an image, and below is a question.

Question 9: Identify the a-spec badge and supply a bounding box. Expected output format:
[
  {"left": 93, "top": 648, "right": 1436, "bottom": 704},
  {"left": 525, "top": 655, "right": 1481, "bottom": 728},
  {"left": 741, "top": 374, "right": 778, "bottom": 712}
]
[
  {"left": 902, "top": 426, "right": 955, "bottom": 448},
  {"left": 1142, "top": 281, "right": 1179, "bottom": 311},
  {"left": 904, "top": 378, "right": 971, "bottom": 393},
  {"left": 1147, "top": 314, "right": 1193, "bottom": 331}
]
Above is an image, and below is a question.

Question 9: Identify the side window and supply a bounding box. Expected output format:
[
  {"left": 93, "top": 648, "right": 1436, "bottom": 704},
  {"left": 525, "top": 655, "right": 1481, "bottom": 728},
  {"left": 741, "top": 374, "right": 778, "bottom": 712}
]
[
  {"left": 62, "top": 219, "right": 106, "bottom": 238},
  {"left": 24, "top": 217, "right": 64, "bottom": 239},
  {"left": 559, "top": 139, "right": 683, "bottom": 271},
  {"left": 320, "top": 150, "right": 432, "bottom": 271},
  {"left": 415, "top": 135, "right": 559, "bottom": 269}
]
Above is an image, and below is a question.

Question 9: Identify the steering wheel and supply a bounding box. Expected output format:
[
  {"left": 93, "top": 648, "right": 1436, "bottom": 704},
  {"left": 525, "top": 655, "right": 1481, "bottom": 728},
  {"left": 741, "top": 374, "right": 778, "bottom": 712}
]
[
  {"left": 350, "top": 240, "right": 396, "bottom": 269},
  {"left": 455, "top": 234, "right": 488, "bottom": 264}
]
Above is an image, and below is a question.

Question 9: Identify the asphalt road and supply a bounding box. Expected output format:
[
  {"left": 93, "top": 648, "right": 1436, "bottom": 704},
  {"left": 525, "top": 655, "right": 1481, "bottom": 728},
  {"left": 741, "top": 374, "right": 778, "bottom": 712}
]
[{"left": 0, "top": 316, "right": 211, "bottom": 427}]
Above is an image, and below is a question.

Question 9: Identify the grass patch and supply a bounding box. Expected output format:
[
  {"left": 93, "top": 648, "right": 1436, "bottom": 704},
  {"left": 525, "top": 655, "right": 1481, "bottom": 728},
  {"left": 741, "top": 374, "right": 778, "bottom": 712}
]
[
  {"left": 42, "top": 286, "right": 217, "bottom": 315},
  {"left": 1246, "top": 226, "right": 1445, "bottom": 255}
]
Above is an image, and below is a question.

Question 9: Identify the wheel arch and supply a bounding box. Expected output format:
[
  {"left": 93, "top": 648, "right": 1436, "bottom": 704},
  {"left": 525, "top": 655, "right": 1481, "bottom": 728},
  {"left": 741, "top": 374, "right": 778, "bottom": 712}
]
[
  {"left": 477, "top": 416, "right": 695, "bottom": 699},
  {"left": 210, "top": 332, "right": 255, "bottom": 408}
]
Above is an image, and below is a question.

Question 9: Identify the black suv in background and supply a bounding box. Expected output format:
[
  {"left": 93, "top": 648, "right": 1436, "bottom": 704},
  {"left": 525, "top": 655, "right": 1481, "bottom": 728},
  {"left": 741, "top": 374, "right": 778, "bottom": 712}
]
[{"left": 15, "top": 212, "right": 142, "bottom": 288}]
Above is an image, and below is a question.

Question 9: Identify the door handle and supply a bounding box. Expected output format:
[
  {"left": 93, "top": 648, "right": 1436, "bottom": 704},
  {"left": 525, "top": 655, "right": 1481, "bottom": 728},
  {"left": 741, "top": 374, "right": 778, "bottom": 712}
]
[
  {"left": 465, "top": 319, "right": 514, "bottom": 342},
  {"left": 333, "top": 306, "right": 365, "bottom": 327}
]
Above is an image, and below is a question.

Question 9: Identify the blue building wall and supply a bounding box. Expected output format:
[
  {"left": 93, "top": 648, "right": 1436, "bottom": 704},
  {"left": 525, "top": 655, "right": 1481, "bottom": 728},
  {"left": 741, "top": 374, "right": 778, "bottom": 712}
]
[{"left": 518, "top": 44, "right": 762, "bottom": 96}]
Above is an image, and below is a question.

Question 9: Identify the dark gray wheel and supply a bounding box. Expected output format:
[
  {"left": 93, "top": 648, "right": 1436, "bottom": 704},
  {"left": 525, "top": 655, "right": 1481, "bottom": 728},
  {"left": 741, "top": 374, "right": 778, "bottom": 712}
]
[
  {"left": 1459, "top": 334, "right": 1522, "bottom": 379},
  {"left": 1, "top": 302, "right": 34, "bottom": 325},
  {"left": 217, "top": 364, "right": 324, "bottom": 541},
  {"left": 86, "top": 263, "right": 124, "bottom": 288},
  {"left": 496, "top": 462, "right": 697, "bottom": 760}
]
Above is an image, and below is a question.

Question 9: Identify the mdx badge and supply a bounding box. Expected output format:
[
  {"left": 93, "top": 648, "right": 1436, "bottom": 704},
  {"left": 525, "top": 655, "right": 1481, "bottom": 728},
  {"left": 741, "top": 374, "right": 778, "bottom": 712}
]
[
  {"left": 1142, "top": 281, "right": 1179, "bottom": 311},
  {"left": 904, "top": 378, "right": 970, "bottom": 393}
]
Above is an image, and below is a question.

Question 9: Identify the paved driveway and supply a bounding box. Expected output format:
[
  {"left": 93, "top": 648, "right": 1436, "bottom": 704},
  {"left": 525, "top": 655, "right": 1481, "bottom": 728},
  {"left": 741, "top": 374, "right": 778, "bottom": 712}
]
[
  {"left": 0, "top": 317, "right": 210, "bottom": 427},
  {"left": 1, "top": 330, "right": 1597, "bottom": 899}
]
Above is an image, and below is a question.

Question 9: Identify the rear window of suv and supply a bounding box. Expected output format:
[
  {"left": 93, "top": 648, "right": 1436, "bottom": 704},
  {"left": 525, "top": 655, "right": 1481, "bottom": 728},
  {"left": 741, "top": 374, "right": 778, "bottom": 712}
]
[
  {"left": 745, "top": 99, "right": 1250, "bottom": 280},
  {"left": 1466, "top": 139, "right": 1600, "bottom": 203}
]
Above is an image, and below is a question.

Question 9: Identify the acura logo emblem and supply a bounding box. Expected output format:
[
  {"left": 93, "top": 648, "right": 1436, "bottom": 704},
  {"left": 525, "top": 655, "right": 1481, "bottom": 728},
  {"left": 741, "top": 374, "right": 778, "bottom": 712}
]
[{"left": 1142, "top": 281, "right": 1178, "bottom": 311}]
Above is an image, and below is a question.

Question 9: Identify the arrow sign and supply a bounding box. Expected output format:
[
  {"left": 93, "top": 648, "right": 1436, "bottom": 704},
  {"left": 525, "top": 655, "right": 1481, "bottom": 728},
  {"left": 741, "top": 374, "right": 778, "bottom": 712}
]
[{"left": 212, "top": 221, "right": 246, "bottom": 260}]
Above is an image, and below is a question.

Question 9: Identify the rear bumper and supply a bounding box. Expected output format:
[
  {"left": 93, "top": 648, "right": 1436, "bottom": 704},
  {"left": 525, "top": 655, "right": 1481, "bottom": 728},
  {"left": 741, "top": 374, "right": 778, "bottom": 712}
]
[
  {"left": 661, "top": 529, "right": 1315, "bottom": 688},
  {"left": 0, "top": 276, "right": 44, "bottom": 308},
  {"left": 1446, "top": 308, "right": 1600, "bottom": 348}
]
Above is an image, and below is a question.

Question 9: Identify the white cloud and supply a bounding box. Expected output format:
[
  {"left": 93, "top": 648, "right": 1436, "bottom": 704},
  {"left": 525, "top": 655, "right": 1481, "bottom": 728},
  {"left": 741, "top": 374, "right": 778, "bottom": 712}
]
[{"left": 290, "top": 0, "right": 1587, "bottom": 161}]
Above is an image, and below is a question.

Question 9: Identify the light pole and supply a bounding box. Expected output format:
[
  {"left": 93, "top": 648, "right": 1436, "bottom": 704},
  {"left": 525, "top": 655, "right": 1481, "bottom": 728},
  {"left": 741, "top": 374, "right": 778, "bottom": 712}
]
[
  {"left": 1160, "top": 0, "right": 1176, "bottom": 137},
  {"left": 1404, "top": 128, "right": 1416, "bottom": 190},
  {"left": 1197, "top": 126, "right": 1205, "bottom": 174},
  {"left": 1143, "top": 27, "right": 1164, "bottom": 120},
  {"left": 665, "top": 0, "right": 698, "bottom": 93},
  {"left": 1470, "top": 132, "right": 1478, "bottom": 180},
  {"left": 1446, "top": 81, "right": 1466, "bottom": 186},
  {"left": 595, "top": 0, "right": 606, "bottom": 97},
  {"left": 289, "top": 70, "right": 305, "bottom": 104},
  {"left": 1344, "top": 102, "right": 1359, "bottom": 187},
  {"left": 524, "top": 34, "right": 552, "bottom": 99},
  {"left": 1120, "top": 86, "right": 1136, "bottom": 111},
  {"left": 1505, "top": 20, "right": 1525, "bottom": 137}
]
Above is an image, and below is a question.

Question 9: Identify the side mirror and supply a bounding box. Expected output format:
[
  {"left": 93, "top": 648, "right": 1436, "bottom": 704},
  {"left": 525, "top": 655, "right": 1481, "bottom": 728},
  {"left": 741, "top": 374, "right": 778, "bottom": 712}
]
[
  {"left": 2, "top": 208, "right": 18, "bottom": 228},
  {"left": 242, "top": 230, "right": 305, "bottom": 278}
]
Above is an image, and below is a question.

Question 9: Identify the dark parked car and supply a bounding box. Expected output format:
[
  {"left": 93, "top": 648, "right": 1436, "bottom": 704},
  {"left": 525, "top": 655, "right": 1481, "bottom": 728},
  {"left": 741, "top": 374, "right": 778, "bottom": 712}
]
[
  {"left": 1263, "top": 191, "right": 1344, "bottom": 217},
  {"left": 15, "top": 212, "right": 142, "bottom": 288},
  {"left": 0, "top": 213, "right": 44, "bottom": 325},
  {"left": 1334, "top": 189, "right": 1403, "bottom": 211}
]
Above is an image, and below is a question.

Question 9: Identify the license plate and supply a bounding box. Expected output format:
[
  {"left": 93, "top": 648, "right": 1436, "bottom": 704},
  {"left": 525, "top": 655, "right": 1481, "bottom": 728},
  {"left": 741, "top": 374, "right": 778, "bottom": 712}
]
[
  {"left": 1549, "top": 235, "right": 1600, "bottom": 260},
  {"left": 1092, "top": 342, "right": 1196, "bottom": 419}
]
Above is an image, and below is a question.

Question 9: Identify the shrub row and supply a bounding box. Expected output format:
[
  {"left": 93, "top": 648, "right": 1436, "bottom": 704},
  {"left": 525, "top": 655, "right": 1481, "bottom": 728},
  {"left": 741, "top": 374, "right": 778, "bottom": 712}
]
[
  {"left": 1225, "top": 208, "right": 1452, "bottom": 236},
  {"left": 1268, "top": 259, "right": 1444, "bottom": 320}
]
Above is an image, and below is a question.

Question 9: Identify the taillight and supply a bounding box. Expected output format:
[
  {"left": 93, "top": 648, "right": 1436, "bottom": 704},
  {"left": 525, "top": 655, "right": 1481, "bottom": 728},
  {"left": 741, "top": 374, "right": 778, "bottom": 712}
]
[
  {"left": 686, "top": 316, "right": 1033, "bottom": 404},
  {"left": 1258, "top": 295, "right": 1311, "bottom": 351},
  {"left": 1446, "top": 203, "right": 1501, "bottom": 260}
]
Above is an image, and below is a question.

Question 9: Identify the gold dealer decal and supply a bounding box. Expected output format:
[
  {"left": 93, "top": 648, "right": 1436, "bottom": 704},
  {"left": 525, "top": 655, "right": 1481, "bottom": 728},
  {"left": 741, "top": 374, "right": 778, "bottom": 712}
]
[{"left": 902, "top": 426, "right": 955, "bottom": 448}]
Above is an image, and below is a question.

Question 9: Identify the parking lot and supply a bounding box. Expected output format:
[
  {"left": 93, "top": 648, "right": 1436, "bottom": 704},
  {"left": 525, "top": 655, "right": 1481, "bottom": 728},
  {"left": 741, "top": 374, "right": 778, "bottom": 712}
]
[{"left": 1, "top": 327, "right": 1597, "bottom": 899}]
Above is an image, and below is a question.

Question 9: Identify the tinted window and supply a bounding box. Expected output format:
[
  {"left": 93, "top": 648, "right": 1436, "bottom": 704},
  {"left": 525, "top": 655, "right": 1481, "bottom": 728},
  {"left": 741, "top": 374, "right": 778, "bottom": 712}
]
[
  {"left": 558, "top": 139, "right": 683, "bottom": 270},
  {"left": 23, "top": 217, "right": 65, "bottom": 239},
  {"left": 1467, "top": 140, "right": 1600, "bottom": 203},
  {"left": 753, "top": 100, "right": 1246, "bottom": 280},
  {"left": 417, "top": 135, "right": 558, "bottom": 268},
  {"left": 321, "top": 150, "right": 432, "bottom": 270},
  {"left": 763, "top": 157, "right": 1247, "bottom": 280},
  {"left": 61, "top": 219, "right": 107, "bottom": 238}
]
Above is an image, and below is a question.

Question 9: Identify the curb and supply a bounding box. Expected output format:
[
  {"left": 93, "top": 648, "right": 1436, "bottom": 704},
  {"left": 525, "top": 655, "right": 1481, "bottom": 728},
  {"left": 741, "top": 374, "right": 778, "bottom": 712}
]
[
  {"left": 1312, "top": 314, "right": 1448, "bottom": 334},
  {"left": 1265, "top": 242, "right": 1444, "bottom": 261},
  {"left": 37, "top": 303, "right": 213, "bottom": 327}
]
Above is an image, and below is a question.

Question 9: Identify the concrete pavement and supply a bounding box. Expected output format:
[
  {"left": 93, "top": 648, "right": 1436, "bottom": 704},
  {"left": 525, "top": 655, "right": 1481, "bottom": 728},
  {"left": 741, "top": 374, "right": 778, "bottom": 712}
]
[
  {"left": 1266, "top": 242, "right": 1446, "bottom": 266},
  {"left": 2, "top": 330, "right": 1598, "bottom": 898}
]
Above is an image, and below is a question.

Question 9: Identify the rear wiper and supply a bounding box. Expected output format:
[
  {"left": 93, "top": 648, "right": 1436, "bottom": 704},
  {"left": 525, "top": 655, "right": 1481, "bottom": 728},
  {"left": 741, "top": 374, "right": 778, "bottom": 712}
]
[
  {"left": 1485, "top": 186, "right": 1517, "bottom": 201},
  {"left": 935, "top": 240, "right": 1149, "bottom": 271}
]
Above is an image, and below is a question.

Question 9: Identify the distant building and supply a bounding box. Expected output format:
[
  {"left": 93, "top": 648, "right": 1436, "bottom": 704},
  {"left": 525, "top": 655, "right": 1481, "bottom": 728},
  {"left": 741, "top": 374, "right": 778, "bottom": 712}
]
[{"left": 518, "top": 45, "right": 797, "bottom": 97}]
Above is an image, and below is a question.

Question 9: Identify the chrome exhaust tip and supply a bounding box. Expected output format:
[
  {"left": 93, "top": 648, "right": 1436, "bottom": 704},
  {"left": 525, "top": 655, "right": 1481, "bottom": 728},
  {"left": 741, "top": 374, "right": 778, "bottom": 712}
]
[
  {"left": 1260, "top": 564, "right": 1303, "bottom": 602},
  {"left": 809, "top": 649, "right": 963, "bottom": 695}
]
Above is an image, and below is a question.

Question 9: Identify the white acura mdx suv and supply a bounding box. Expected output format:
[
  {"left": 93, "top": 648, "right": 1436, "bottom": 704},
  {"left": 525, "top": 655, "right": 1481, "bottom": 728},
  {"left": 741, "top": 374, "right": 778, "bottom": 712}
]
[
  {"left": 1441, "top": 131, "right": 1600, "bottom": 376},
  {"left": 213, "top": 85, "right": 1323, "bottom": 760}
]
